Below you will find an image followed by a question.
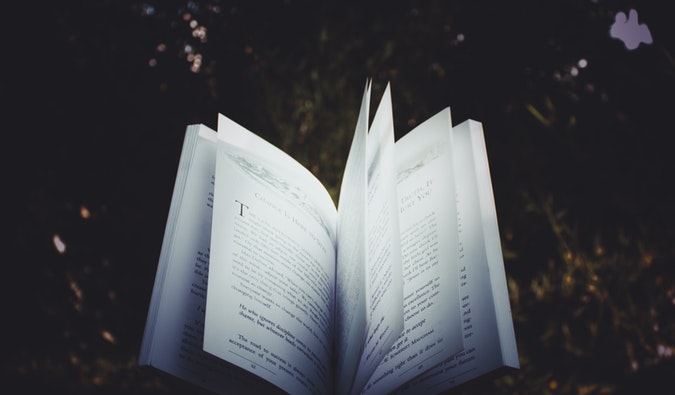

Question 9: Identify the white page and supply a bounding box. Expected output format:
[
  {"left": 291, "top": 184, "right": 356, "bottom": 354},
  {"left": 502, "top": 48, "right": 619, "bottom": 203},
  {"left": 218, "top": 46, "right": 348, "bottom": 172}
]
[
  {"left": 394, "top": 120, "right": 518, "bottom": 394},
  {"left": 470, "top": 122, "right": 519, "bottom": 370},
  {"left": 139, "top": 125, "right": 275, "bottom": 394},
  {"left": 204, "top": 116, "right": 337, "bottom": 395},
  {"left": 361, "top": 108, "right": 464, "bottom": 395},
  {"left": 351, "top": 83, "right": 404, "bottom": 395},
  {"left": 335, "top": 81, "right": 370, "bottom": 395}
]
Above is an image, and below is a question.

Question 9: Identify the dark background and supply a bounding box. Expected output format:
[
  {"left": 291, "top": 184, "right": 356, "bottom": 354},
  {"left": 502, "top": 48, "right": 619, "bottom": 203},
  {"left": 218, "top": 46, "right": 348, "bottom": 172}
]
[{"left": 4, "top": 1, "right": 675, "bottom": 394}]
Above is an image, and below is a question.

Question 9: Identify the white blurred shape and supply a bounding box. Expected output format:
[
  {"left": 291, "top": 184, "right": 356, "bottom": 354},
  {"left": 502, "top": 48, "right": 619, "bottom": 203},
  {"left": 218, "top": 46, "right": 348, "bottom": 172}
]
[
  {"left": 610, "top": 9, "right": 653, "bottom": 50},
  {"left": 53, "top": 234, "right": 66, "bottom": 254}
]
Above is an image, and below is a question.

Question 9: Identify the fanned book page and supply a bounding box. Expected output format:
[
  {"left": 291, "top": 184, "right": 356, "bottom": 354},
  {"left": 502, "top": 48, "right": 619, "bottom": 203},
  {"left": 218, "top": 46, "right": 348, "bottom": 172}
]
[
  {"left": 204, "top": 116, "right": 338, "bottom": 395},
  {"left": 362, "top": 108, "right": 464, "bottom": 395},
  {"left": 393, "top": 120, "right": 519, "bottom": 395}
]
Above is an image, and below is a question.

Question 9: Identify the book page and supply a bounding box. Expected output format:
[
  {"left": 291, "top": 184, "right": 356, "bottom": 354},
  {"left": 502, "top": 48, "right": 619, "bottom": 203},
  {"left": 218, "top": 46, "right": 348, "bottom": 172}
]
[
  {"left": 351, "top": 83, "right": 404, "bottom": 395},
  {"left": 139, "top": 125, "right": 276, "bottom": 394},
  {"left": 393, "top": 120, "right": 518, "bottom": 394},
  {"left": 334, "top": 81, "right": 370, "bottom": 395},
  {"left": 361, "top": 109, "right": 464, "bottom": 395},
  {"left": 204, "top": 116, "right": 338, "bottom": 395}
]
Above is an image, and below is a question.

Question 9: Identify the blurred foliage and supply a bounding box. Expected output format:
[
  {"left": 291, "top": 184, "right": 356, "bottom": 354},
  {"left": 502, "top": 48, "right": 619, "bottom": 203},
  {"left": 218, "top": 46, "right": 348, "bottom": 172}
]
[{"left": 4, "top": 0, "right": 675, "bottom": 394}]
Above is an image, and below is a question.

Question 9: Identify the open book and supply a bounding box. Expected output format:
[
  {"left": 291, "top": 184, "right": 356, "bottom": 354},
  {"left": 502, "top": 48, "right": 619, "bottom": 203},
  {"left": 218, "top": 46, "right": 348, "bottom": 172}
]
[{"left": 138, "top": 82, "right": 519, "bottom": 395}]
